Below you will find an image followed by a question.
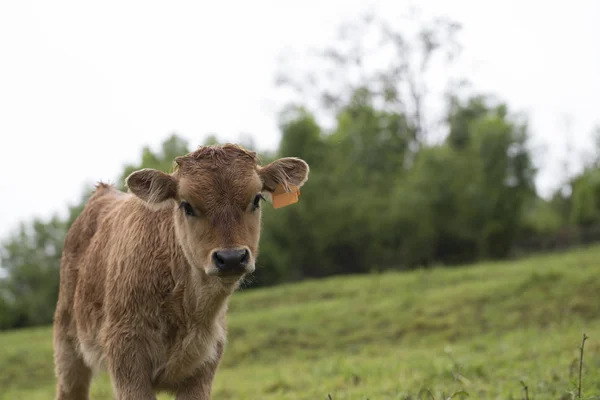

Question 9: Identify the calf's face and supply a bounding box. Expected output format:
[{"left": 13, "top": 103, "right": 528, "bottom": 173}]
[{"left": 126, "top": 144, "right": 309, "bottom": 282}]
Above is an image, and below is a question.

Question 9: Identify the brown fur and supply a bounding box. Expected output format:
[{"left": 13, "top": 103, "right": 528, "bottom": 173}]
[{"left": 53, "top": 144, "right": 309, "bottom": 399}]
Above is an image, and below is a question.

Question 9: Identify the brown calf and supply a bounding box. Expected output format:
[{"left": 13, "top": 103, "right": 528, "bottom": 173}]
[{"left": 52, "top": 144, "right": 309, "bottom": 399}]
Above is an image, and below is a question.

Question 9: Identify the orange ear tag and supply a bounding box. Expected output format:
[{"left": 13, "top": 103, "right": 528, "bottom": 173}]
[{"left": 272, "top": 184, "right": 300, "bottom": 209}]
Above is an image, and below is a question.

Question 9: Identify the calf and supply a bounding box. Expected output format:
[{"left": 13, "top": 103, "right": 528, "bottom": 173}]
[{"left": 52, "top": 144, "right": 309, "bottom": 399}]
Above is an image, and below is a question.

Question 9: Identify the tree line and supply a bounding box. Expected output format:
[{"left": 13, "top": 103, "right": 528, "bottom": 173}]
[{"left": 1, "top": 11, "right": 599, "bottom": 330}]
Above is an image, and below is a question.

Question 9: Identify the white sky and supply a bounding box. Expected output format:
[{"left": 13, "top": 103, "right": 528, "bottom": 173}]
[{"left": 0, "top": 0, "right": 599, "bottom": 241}]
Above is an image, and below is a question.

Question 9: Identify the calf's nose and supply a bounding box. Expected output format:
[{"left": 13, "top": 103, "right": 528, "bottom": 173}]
[{"left": 213, "top": 248, "right": 249, "bottom": 272}]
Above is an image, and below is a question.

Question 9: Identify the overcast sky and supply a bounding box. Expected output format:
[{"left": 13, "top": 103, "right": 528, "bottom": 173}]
[{"left": 1, "top": 0, "right": 599, "bottom": 241}]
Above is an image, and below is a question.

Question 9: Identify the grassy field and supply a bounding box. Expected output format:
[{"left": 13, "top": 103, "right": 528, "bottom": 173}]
[{"left": 1, "top": 246, "right": 600, "bottom": 399}]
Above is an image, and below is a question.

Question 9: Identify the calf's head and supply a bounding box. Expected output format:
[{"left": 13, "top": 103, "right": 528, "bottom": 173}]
[{"left": 125, "top": 144, "right": 309, "bottom": 281}]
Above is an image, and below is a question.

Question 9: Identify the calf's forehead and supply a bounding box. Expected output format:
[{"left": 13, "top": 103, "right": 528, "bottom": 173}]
[{"left": 178, "top": 165, "right": 263, "bottom": 207}]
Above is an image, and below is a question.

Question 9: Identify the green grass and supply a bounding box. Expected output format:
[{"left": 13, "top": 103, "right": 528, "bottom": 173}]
[{"left": 2, "top": 246, "right": 600, "bottom": 399}]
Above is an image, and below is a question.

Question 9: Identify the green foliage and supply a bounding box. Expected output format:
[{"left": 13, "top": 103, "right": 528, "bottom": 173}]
[
  {"left": 1, "top": 245, "right": 600, "bottom": 399},
  {"left": 396, "top": 144, "right": 479, "bottom": 265},
  {"left": 522, "top": 197, "right": 564, "bottom": 236},
  {"left": 570, "top": 169, "right": 600, "bottom": 226}
]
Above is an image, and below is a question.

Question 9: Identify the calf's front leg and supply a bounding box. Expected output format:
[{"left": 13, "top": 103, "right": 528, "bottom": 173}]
[
  {"left": 175, "top": 342, "right": 224, "bottom": 400},
  {"left": 175, "top": 369, "right": 217, "bottom": 400},
  {"left": 106, "top": 342, "right": 157, "bottom": 400},
  {"left": 109, "top": 367, "right": 157, "bottom": 400}
]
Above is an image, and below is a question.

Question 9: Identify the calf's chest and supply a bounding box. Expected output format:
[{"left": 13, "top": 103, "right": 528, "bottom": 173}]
[{"left": 153, "top": 323, "right": 225, "bottom": 386}]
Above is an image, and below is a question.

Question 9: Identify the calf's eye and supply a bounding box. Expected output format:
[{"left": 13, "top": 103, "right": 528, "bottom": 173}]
[
  {"left": 252, "top": 194, "right": 264, "bottom": 211},
  {"left": 180, "top": 201, "right": 195, "bottom": 217}
]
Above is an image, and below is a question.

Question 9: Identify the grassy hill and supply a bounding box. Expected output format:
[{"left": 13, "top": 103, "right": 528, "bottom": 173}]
[{"left": 1, "top": 245, "right": 600, "bottom": 399}]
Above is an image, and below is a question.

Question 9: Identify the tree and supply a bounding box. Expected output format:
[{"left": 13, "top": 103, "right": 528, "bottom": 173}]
[
  {"left": 275, "top": 8, "right": 463, "bottom": 148},
  {"left": 445, "top": 95, "right": 537, "bottom": 258}
]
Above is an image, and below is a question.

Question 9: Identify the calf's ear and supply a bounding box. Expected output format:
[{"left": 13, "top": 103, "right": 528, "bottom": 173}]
[
  {"left": 126, "top": 168, "right": 178, "bottom": 207},
  {"left": 259, "top": 157, "right": 310, "bottom": 193}
]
